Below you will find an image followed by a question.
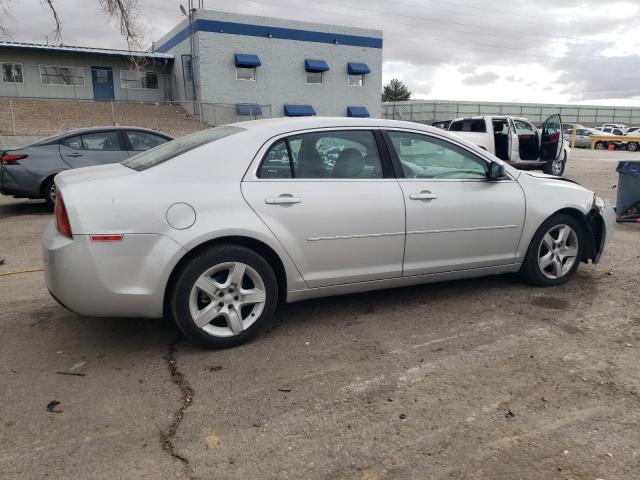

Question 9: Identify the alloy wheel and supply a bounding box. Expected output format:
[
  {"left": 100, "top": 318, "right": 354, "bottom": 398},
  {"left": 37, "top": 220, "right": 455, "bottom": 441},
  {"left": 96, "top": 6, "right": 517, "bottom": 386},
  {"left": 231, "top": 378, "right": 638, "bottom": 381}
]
[
  {"left": 628, "top": 142, "right": 638, "bottom": 152},
  {"left": 48, "top": 183, "right": 57, "bottom": 204},
  {"left": 537, "top": 224, "right": 579, "bottom": 280},
  {"left": 189, "top": 262, "right": 266, "bottom": 337},
  {"left": 551, "top": 159, "right": 563, "bottom": 176}
]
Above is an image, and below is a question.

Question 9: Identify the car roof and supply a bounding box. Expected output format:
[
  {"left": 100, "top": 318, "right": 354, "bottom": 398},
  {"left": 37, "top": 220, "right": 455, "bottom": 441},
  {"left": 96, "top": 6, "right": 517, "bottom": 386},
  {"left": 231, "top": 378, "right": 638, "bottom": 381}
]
[
  {"left": 34, "top": 126, "right": 172, "bottom": 146},
  {"left": 227, "top": 116, "right": 448, "bottom": 138}
]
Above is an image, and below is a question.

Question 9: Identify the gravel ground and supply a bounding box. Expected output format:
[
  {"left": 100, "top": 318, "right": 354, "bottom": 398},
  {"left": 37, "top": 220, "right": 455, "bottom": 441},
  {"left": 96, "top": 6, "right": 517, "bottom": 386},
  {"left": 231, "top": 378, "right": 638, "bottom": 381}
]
[{"left": 0, "top": 149, "right": 639, "bottom": 480}]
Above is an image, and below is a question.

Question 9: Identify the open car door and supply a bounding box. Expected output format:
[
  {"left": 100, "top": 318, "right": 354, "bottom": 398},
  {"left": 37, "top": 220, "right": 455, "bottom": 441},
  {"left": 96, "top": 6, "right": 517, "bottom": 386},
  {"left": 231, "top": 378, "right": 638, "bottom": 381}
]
[{"left": 540, "top": 114, "right": 564, "bottom": 161}]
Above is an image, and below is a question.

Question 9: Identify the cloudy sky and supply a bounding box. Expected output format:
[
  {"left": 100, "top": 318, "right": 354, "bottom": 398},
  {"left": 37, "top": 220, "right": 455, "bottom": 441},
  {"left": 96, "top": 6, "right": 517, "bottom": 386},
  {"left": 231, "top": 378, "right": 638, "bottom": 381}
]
[{"left": 2, "top": 0, "right": 640, "bottom": 105}]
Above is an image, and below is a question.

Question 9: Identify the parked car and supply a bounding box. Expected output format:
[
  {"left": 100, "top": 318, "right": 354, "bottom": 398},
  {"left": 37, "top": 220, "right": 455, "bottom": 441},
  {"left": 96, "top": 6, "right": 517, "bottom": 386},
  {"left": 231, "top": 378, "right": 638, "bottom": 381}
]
[
  {"left": 597, "top": 126, "right": 625, "bottom": 136},
  {"left": 600, "top": 123, "right": 626, "bottom": 131},
  {"left": 448, "top": 114, "right": 570, "bottom": 176},
  {"left": 432, "top": 120, "right": 452, "bottom": 130},
  {"left": 43, "top": 117, "right": 615, "bottom": 349},
  {"left": 563, "top": 127, "right": 617, "bottom": 149},
  {"left": 0, "top": 126, "right": 172, "bottom": 207}
]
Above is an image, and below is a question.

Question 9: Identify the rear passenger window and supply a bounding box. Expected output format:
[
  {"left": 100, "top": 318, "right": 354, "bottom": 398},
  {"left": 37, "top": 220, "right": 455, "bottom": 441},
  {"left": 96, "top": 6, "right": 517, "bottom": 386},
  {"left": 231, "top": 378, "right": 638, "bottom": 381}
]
[
  {"left": 258, "top": 140, "right": 292, "bottom": 178},
  {"left": 258, "top": 131, "right": 383, "bottom": 179},
  {"left": 63, "top": 136, "right": 83, "bottom": 149},
  {"left": 449, "top": 119, "right": 487, "bottom": 133}
]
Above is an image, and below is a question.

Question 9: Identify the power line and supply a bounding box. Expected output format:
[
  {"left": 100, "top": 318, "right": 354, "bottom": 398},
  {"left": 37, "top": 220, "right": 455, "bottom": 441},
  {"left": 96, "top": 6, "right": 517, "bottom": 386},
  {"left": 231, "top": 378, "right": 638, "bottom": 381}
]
[
  {"left": 384, "top": 0, "right": 619, "bottom": 30},
  {"left": 136, "top": 1, "right": 631, "bottom": 64}
]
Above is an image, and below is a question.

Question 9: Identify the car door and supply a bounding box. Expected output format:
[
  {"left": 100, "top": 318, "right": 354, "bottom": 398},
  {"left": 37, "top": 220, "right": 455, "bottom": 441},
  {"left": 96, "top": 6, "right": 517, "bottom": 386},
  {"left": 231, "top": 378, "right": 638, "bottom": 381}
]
[
  {"left": 59, "top": 130, "right": 129, "bottom": 168},
  {"left": 508, "top": 118, "right": 520, "bottom": 160},
  {"left": 242, "top": 129, "right": 406, "bottom": 288},
  {"left": 577, "top": 129, "right": 591, "bottom": 148},
  {"left": 383, "top": 129, "right": 525, "bottom": 276},
  {"left": 539, "top": 114, "right": 564, "bottom": 161},
  {"left": 124, "top": 130, "right": 170, "bottom": 156}
]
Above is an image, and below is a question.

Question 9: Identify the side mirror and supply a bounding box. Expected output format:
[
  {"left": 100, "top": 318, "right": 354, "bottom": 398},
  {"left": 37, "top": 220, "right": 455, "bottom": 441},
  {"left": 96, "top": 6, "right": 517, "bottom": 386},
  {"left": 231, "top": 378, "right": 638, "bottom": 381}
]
[{"left": 488, "top": 162, "right": 507, "bottom": 180}]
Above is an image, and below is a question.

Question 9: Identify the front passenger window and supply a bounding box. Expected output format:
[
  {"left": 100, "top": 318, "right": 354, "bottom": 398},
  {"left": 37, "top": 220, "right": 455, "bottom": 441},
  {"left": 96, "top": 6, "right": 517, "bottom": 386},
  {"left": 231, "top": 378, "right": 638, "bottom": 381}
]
[{"left": 387, "top": 131, "right": 488, "bottom": 180}]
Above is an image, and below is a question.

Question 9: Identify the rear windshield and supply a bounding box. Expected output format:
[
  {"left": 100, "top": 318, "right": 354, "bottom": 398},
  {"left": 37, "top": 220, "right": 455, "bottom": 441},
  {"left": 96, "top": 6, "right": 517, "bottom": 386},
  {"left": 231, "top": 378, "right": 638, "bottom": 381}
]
[
  {"left": 122, "top": 126, "right": 244, "bottom": 171},
  {"left": 449, "top": 119, "right": 487, "bottom": 133}
]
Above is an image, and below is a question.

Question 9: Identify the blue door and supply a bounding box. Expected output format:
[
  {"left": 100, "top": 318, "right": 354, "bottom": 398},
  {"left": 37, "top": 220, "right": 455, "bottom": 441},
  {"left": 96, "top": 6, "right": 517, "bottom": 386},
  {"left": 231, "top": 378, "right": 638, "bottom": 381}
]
[{"left": 91, "top": 66, "right": 114, "bottom": 100}]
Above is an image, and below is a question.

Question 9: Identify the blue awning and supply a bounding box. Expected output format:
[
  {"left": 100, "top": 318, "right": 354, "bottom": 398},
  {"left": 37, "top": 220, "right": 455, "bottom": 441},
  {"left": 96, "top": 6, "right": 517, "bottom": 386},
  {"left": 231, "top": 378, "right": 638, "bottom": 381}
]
[
  {"left": 284, "top": 104, "right": 316, "bottom": 117},
  {"left": 305, "top": 59, "right": 329, "bottom": 72},
  {"left": 347, "top": 106, "right": 370, "bottom": 118},
  {"left": 347, "top": 62, "right": 371, "bottom": 75},
  {"left": 234, "top": 53, "right": 261, "bottom": 67},
  {"left": 236, "top": 103, "right": 263, "bottom": 116}
]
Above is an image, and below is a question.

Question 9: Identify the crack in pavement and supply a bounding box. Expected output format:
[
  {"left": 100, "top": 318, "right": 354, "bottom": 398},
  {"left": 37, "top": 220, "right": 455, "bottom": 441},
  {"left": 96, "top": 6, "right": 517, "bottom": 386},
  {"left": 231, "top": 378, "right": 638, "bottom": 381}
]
[{"left": 160, "top": 336, "right": 195, "bottom": 478}]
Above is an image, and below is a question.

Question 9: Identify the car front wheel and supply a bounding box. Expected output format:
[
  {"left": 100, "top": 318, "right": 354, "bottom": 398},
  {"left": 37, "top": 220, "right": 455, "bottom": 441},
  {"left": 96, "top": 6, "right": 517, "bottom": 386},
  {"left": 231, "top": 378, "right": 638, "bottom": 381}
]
[
  {"left": 170, "top": 244, "right": 278, "bottom": 348},
  {"left": 520, "top": 213, "right": 584, "bottom": 286},
  {"left": 627, "top": 142, "right": 638, "bottom": 152}
]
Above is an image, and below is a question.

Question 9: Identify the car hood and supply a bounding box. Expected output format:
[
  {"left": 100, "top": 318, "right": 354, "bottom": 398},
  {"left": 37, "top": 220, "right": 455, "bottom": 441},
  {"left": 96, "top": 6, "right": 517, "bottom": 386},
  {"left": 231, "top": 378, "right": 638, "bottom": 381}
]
[{"left": 524, "top": 171, "right": 581, "bottom": 185}]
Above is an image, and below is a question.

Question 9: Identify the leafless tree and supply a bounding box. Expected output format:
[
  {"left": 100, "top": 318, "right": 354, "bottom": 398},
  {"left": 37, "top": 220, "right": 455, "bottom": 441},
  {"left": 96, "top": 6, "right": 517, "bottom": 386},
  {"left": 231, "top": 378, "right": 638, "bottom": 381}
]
[{"left": 0, "top": 0, "right": 142, "bottom": 50}]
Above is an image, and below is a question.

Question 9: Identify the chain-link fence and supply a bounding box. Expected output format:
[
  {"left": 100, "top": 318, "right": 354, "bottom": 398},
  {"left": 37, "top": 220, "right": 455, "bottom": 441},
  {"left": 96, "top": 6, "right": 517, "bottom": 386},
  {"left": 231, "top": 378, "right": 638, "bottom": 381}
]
[
  {"left": 382, "top": 101, "right": 640, "bottom": 127},
  {"left": 0, "top": 98, "right": 273, "bottom": 139}
]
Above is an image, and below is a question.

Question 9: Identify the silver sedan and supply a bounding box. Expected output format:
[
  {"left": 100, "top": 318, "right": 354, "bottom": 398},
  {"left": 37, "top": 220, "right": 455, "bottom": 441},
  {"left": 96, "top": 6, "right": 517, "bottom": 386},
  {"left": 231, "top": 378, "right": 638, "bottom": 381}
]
[{"left": 43, "top": 118, "right": 615, "bottom": 348}]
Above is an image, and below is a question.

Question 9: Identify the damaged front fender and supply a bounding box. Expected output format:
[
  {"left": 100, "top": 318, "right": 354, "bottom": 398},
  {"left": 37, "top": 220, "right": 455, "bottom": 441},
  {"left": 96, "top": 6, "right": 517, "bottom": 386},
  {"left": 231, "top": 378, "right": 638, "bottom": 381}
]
[{"left": 585, "top": 199, "right": 615, "bottom": 264}]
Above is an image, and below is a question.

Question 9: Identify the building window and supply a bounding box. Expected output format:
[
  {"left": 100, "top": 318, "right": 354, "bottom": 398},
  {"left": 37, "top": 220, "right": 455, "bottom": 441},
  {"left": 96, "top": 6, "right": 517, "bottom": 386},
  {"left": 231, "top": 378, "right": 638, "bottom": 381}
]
[
  {"left": 1, "top": 63, "right": 23, "bottom": 83},
  {"left": 120, "top": 70, "right": 159, "bottom": 89},
  {"left": 348, "top": 74, "right": 364, "bottom": 87},
  {"left": 306, "top": 70, "right": 323, "bottom": 84},
  {"left": 236, "top": 66, "right": 256, "bottom": 81},
  {"left": 40, "top": 65, "right": 85, "bottom": 86}
]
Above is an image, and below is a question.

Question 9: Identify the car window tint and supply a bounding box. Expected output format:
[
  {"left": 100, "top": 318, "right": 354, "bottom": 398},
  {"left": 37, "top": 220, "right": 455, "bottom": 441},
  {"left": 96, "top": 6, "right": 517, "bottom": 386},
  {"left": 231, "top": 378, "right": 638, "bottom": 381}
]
[
  {"left": 126, "top": 131, "right": 169, "bottom": 151},
  {"left": 388, "top": 131, "right": 487, "bottom": 180},
  {"left": 288, "top": 130, "right": 382, "bottom": 179},
  {"left": 63, "top": 135, "right": 83, "bottom": 150},
  {"left": 123, "top": 126, "right": 244, "bottom": 171},
  {"left": 258, "top": 139, "right": 292, "bottom": 178},
  {"left": 515, "top": 121, "right": 537, "bottom": 135},
  {"left": 449, "top": 119, "right": 486, "bottom": 133},
  {"left": 80, "top": 131, "right": 121, "bottom": 151}
]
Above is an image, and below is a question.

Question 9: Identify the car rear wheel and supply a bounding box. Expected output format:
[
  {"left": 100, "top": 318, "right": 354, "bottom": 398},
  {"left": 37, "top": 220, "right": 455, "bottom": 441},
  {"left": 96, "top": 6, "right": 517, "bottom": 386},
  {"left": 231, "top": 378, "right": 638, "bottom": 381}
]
[
  {"left": 595, "top": 141, "right": 606, "bottom": 150},
  {"left": 627, "top": 142, "right": 638, "bottom": 152},
  {"left": 43, "top": 178, "right": 57, "bottom": 208},
  {"left": 170, "top": 244, "right": 278, "bottom": 348},
  {"left": 520, "top": 213, "right": 584, "bottom": 286}
]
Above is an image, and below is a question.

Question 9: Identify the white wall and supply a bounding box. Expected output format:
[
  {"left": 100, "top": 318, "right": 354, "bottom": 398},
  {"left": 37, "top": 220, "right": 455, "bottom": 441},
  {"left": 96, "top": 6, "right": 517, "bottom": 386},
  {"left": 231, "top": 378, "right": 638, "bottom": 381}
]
[{"left": 156, "top": 10, "right": 383, "bottom": 118}]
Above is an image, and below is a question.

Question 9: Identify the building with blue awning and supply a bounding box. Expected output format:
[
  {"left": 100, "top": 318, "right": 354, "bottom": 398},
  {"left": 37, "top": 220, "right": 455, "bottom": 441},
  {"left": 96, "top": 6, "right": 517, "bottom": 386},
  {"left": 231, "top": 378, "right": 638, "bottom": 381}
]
[{"left": 154, "top": 9, "right": 383, "bottom": 121}]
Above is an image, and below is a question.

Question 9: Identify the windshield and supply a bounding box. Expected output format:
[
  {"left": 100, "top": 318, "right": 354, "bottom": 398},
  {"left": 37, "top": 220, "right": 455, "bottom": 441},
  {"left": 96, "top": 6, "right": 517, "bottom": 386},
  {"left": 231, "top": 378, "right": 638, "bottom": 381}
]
[{"left": 122, "top": 126, "right": 245, "bottom": 171}]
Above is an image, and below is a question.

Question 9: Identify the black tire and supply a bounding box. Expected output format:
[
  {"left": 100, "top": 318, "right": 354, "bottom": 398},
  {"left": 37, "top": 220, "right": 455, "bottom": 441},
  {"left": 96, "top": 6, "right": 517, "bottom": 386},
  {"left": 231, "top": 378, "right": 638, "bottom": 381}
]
[
  {"left": 543, "top": 151, "right": 566, "bottom": 176},
  {"left": 169, "top": 244, "right": 278, "bottom": 349},
  {"left": 42, "top": 177, "right": 57, "bottom": 209},
  {"left": 627, "top": 142, "right": 638, "bottom": 152},
  {"left": 520, "top": 213, "right": 584, "bottom": 287}
]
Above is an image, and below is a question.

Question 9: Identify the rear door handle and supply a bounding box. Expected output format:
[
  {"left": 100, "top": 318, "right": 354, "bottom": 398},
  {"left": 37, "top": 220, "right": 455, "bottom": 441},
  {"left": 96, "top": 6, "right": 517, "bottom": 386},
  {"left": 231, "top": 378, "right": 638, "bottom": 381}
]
[
  {"left": 409, "top": 191, "right": 438, "bottom": 201},
  {"left": 265, "top": 194, "right": 301, "bottom": 205},
  {"left": 67, "top": 152, "right": 83, "bottom": 157}
]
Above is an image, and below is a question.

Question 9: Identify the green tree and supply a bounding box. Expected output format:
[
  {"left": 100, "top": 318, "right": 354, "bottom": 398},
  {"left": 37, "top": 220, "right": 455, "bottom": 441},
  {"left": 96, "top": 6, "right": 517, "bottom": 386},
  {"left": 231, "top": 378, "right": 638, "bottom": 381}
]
[{"left": 382, "top": 79, "right": 411, "bottom": 102}]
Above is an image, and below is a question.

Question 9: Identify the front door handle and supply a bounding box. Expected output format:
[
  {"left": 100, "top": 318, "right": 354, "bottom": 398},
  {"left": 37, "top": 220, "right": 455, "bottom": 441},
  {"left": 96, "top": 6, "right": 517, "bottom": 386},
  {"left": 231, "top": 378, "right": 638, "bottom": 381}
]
[
  {"left": 67, "top": 152, "right": 83, "bottom": 157},
  {"left": 409, "top": 191, "right": 438, "bottom": 201},
  {"left": 265, "top": 194, "right": 301, "bottom": 205}
]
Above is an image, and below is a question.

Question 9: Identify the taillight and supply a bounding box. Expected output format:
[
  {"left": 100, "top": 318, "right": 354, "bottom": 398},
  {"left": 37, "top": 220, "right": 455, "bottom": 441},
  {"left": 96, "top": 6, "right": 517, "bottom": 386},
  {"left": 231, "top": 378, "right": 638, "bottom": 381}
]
[
  {"left": 54, "top": 193, "right": 72, "bottom": 238},
  {"left": 1, "top": 154, "right": 27, "bottom": 163}
]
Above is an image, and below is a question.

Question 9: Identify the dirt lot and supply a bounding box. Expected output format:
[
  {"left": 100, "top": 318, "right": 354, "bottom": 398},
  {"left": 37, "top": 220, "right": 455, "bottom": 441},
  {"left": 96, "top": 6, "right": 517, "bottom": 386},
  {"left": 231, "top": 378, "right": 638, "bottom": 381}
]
[{"left": 1, "top": 149, "right": 639, "bottom": 480}]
